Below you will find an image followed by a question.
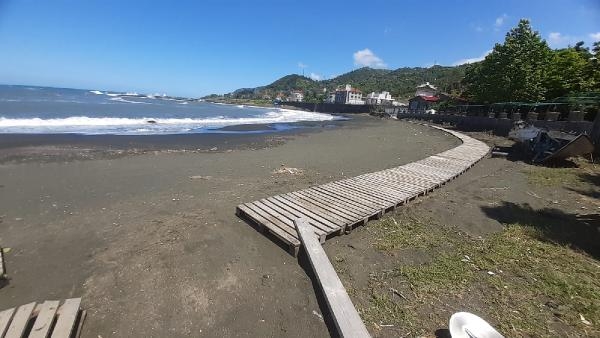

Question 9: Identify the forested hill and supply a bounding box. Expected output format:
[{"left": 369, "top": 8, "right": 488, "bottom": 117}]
[{"left": 216, "top": 65, "right": 469, "bottom": 101}]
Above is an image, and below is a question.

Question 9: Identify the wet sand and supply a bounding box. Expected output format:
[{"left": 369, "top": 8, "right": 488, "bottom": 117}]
[{"left": 0, "top": 117, "right": 460, "bottom": 337}]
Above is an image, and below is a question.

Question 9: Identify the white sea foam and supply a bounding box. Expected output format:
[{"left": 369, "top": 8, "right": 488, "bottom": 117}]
[
  {"left": 0, "top": 109, "right": 340, "bottom": 135},
  {"left": 90, "top": 90, "right": 103, "bottom": 95},
  {"left": 109, "top": 97, "right": 151, "bottom": 105}
]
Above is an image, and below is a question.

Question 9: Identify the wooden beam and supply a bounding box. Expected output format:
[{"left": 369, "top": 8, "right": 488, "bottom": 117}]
[{"left": 294, "top": 218, "right": 371, "bottom": 338}]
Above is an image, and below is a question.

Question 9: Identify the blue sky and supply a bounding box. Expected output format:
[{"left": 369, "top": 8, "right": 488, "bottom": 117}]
[{"left": 0, "top": 0, "right": 599, "bottom": 97}]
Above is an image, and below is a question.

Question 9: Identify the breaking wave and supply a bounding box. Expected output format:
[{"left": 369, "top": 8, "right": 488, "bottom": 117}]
[{"left": 0, "top": 109, "right": 340, "bottom": 135}]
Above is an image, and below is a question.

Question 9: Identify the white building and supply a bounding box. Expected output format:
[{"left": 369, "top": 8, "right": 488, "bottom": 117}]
[
  {"left": 326, "top": 92, "right": 336, "bottom": 103},
  {"left": 365, "top": 91, "right": 395, "bottom": 105},
  {"left": 334, "top": 84, "right": 364, "bottom": 105},
  {"left": 415, "top": 82, "right": 438, "bottom": 97},
  {"left": 288, "top": 90, "right": 304, "bottom": 102}
]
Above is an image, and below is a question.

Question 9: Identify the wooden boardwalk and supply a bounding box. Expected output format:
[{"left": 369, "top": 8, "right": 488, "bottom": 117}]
[
  {"left": 0, "top": 298, "right": 85, "bottom": 338},
  {"left": 236, "top": 125, "right": 490, "bottom": 255}
]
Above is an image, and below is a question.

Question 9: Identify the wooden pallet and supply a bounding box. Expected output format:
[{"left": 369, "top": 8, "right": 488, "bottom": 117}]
[
  {"left": 0, "top": 298, "right": 85, "bottom": 338},
  {"left": 236, "top": 125, "right": 490, "bottom": 256}
]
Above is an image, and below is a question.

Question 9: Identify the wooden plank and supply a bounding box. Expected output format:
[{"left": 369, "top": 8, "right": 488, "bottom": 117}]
[
  {"left": 355, "top": 176, "right": 423, "bottom": 196},
  {"left": 336, "top": 180, "right": 407, "bottom": 204},
  {"left": 237, "top": 204, "right": 300, "bottom": 246},
  {"left": 313, "top": 186, "right": 385, "bottom": 211},
  {"left": 370, "top": 170, "right": 435, "bottom": 188},
  {"left": 259, "top": 198, "right": 330, "bottom": 235},
  {"left": 50, "top": 298, "right": 81, "bottom": 338},
  {"left": 340, "top": 177, "right": 409, "bottom": 200},
  {"left": 298, "top": 189, "right": 372, "bottom": 217},
  {"left": 5, "top": 302, "right": 36, "bottom": 338},
  {"left": 251, "top": 200, "right": 317, "bottom": 237},
  {"left": 0, "top": 308, "right": 15, "bottom": 337},
  {"left": 404, "top": 163, "right": 451, "bottom": 180},
  {"left": 325, "top": 183, "right": 393, "bottom": 208},
  {"left": 287, "top": 192, "right": 359, "bottom": 223},
  {"left": 264, "top": 197, "right": 336, "bottom": 233},
  {"left": 271, "top": 195, "right": 342, "bottom": 230},
  {"left": 291, "top": 191, "right": 363, "bottom": 221},
  {"left": 383, "top": 169, "right": 440, "bottom": 187},
  {"left": 310, "top": 187, "right": 382, "bottom": 220},
  {"left": 294, "top": 218, "right": 371, "bottom": 338},
  {"left": 278, "top": 194, "right": 350, "bottom": 227},
  {"left": 344, "top": 176, "right": 414, "bottom": 198},
  {"left": 29, "top": 300, "right": 60, "bottom": 338},
  {"left": 393, "top": 166, "right": 446, "bottom": 183}
]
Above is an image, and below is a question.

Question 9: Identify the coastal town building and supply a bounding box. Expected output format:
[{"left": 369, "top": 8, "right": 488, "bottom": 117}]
[
  {"left": 287, "top": 90, "right": 304, "bottom": 102},
  {"left": 335, "top": 84, "right": 364, "bottom": 105},
  {"left": 326, "top": 92, "right": 336, "bottom": 103},
  {"left": 408, "top": 95, "right": 440, "bottom": 112},
  {"left": 415, "top": 82, "right": 438, "bottom": 97},
  {"left": 365, "top": 91, "right": 395, "bottom": 105},
  {"left": 409, "top": 82, "right": 441, "bottom": 112}
]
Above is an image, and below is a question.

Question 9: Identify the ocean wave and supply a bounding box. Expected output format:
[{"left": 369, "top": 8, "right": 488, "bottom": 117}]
[
  {"left": 0, "top": 109, "right": 340, "bottom": 135},
  {"left": 90, "top": 90, "right": 103, "bottom": 95},
  {"left": 109, "top": 97, "right": 152, "bottom": 105}
]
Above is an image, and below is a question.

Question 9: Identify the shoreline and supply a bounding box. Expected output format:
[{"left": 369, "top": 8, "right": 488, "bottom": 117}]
[{"left": 0, "top": 115, "right": 363, "bottom": 163}]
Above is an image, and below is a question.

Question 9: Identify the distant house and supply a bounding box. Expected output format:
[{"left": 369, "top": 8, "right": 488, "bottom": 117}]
[
  {"left": 326, "top": 92, "right": 336, "bottom": 103},
  {"left": 365, "top": 91, "right": 395, "bottom": 105},
  {"left": 415, "top": 82, "right": 438, "bottom": 97},
  {"left": 408, "top": 82, "right": 445, "bottom": 112},
  {"left": 288, "top": 90, "right": 304, "bottom": 102},
  {"left": 335, "top": 84, "right": 364, "bottom": 105},
  {"left": 408, "top": 95, "right": 439, "bottom": 112}
]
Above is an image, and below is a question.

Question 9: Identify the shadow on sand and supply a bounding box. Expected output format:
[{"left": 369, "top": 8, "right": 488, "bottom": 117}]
[{"left": 481, "top": 201, "right": 600, "bottom": 259}]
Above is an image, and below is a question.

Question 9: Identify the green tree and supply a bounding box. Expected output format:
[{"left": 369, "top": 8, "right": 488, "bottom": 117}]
[
  {"left": 464, "top": 19, "right": 551, "bottom": 103},
  {"left": 588, "top": 42, "right": 600, "bottom": 91},
  {"left": 544, "top": 46, "right": 592, "bottom": 99}
]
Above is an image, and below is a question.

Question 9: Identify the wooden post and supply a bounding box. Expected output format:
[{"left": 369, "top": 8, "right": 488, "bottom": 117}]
[{"left": 294, "top": 218, "right": 371, "bottom": 338}]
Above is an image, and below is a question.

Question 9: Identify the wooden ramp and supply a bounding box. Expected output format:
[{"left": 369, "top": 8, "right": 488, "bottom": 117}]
[
  {"left": 0, "top": 298, "right": 85, "bottom": 338},
  {"left": 295, "top": 218, "right": 371, "bottom": 338},
  {"left": 236, "top": 125, "right": 490, "bottom": 255}
]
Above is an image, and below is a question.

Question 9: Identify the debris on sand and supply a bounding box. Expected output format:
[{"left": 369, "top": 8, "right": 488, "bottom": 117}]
[
  {"left": 189, "top": 175, "right": 213, "bottom": 180},
  {"left": 272, "top": 166, "right": 304, "bottom": 175}
]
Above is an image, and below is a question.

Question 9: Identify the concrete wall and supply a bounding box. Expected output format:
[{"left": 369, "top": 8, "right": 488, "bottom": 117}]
[
  {"left": 281, "top": 101, "right": 375, "bottom": 114},
  {"left": 398, "top": 113, "right": 593, "bottom": 136}
]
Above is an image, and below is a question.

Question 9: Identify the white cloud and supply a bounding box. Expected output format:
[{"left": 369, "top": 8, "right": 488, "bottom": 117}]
[
  {"left": 309, "top": 72, "right": 322, "bottom": 81},
  {"left": 548, "top": 32, "right": 578, "bottom": 48},
  {"left": 298, "top": 62, "right": 308, "bottom": 69},
  {"left": 452, "top": 50, "right": 492, "bottom": 66},
  {"left": 590, "top": 32, "right": 600, "bottom": 41},
  {"left": 495, "top": 14, "right": 508, "bottom": 28},
  {"left": 353, "top": 48, "right": 387, "bottom": 68}
]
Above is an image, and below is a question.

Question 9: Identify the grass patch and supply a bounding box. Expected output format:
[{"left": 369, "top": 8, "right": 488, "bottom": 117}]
[
  {"left": 362, "top": 214, "right": 600, "bottom": 337},
  {"left": 524, "top": 157, "right": 599, "bottom": 187},
  {"left": 525, "top": 166, "right": 583, "bottom": 187}
]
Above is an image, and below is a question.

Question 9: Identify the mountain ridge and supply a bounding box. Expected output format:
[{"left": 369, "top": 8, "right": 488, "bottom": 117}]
[{"left": 209, "top": 65, "right": 469, "bottom": 101}]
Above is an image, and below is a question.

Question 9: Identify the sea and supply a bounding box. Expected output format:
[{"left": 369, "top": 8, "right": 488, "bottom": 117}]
[{"left": 0, "top": 85, "right": 341, "bottom": 135}]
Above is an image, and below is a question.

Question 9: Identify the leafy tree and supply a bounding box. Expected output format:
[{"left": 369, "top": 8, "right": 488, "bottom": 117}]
[
  {"left": 464, "top": 19, "right": 551, "bottom": 103},
  {"left": 588, "top": 42, "right": 600, "bottom": 91},
  {"left": 544, "top": 46, "right": 592, "bottom": 99}
]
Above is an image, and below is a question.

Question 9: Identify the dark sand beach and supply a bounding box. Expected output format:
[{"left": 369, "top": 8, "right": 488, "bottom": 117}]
[
  {"left": 1, "top": 117, "right": 599, "bottom": 337},
  {"left": 0, "top": 117, "right": 459, "bottom": 337}
]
